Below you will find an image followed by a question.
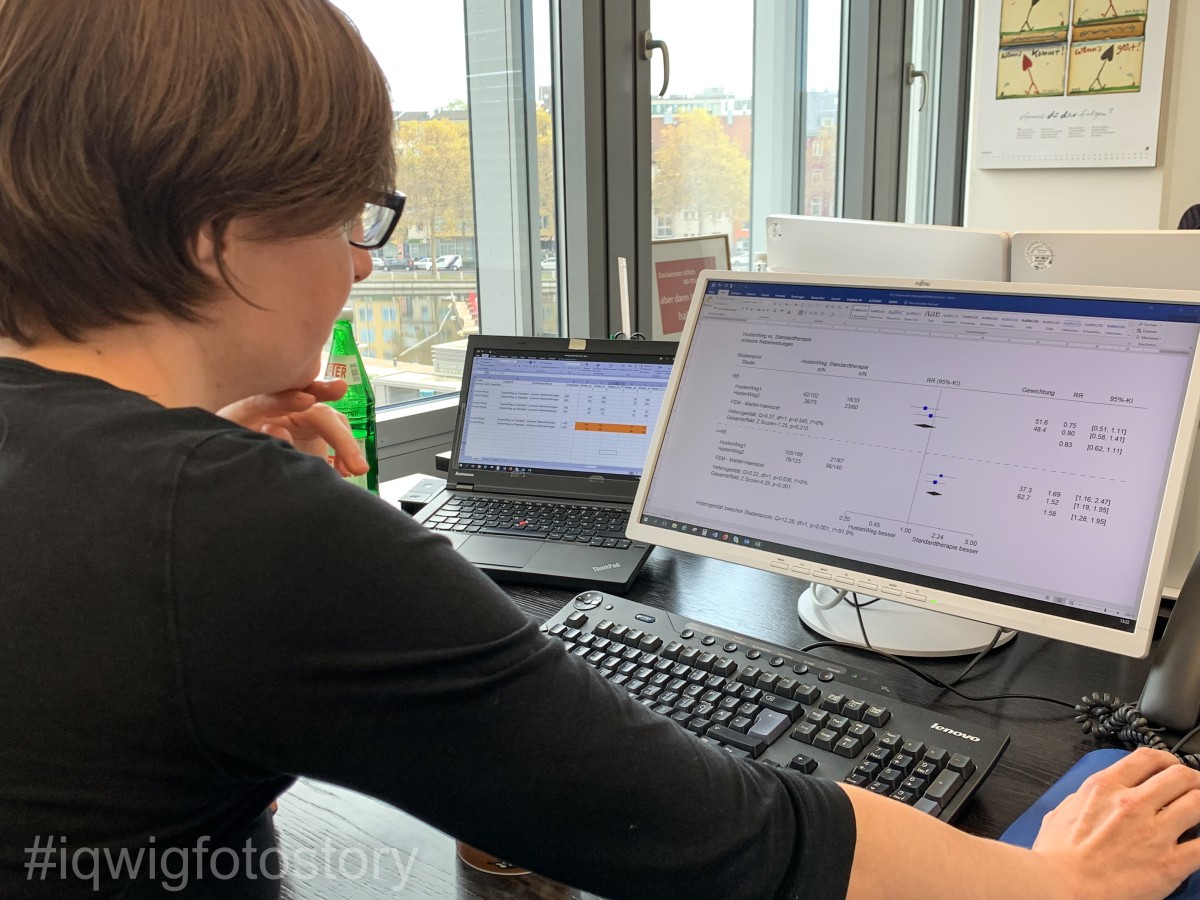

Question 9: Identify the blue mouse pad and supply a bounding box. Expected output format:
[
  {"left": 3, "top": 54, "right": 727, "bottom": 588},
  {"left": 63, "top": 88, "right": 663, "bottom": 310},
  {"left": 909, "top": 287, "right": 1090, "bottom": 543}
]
[{"left": 1000, "top": 748, "right": 1200, "bottom": 898}]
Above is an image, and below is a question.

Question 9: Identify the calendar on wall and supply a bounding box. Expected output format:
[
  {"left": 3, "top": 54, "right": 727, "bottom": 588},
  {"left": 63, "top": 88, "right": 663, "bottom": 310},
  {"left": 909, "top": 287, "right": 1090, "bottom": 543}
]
[{"left": 975, "top": 0, "right": 1170, "bottom": 169}]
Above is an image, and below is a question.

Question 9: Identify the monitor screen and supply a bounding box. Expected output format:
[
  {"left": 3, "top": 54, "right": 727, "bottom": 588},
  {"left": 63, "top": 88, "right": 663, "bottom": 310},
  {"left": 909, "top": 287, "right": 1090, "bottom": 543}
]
[
  {"left": 1009, "top": 229, "right": 1200, "bottom": 599},
  {"left": 628, "top": 272, "right": 1200, "bottom": 657}
]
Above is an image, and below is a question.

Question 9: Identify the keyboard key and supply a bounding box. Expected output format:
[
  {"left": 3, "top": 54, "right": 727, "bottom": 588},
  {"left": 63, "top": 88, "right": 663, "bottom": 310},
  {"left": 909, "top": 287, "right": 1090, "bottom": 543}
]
[
  {"left": 947, "top": 754, "right": 976, "bottom": 779},
  {"left": 826, "top": 715, "right": 850, "bottom": 736},
  {"left": 813, "top": 728, "right": 840, "bottom": 752},
  {"left": 790, "top": 722, "right": 819, "bottom": 744},
  {"left": 687, "top": 718, "right": 711, "bottom": 735},
  {"left": 756, "top": 673, "right": 780, "bottom": 692},
  {"left": 913, "top": 761, "right": 939, "bottom": 781},
  {"left": 891, "top": 789, "right": 919, "bottom": 805},
  {"left": 847, "top": 722, "right": 875, "bottom": 744},
  {"left": 843, "top": 772, "right": 868, "bottom": 787},
  {"left": 914, "top": 797, "right": 941, "bottom": 816},
  {"left": 866, "top": 781, "right": 891, "bottom": 795},
  {"left": 901, "top": 740, "right": 927, "bottom": 759},
  {"left": 738, "top": 665, "right": 763, "bottom": 685},
  {"left": 677, "top": 647, "right": 700, "bottom": 666},
  {"left": 706, "top": 725, "right": 767, "bottom": 759},
  {"left": 866, "top": 747, "right": 892, "bottom": 766},
  {"left": 624, "top": 629, "right": 645, "bottom": 647},
  {"left": 789, "top": 754, "right": 818, "bottom": 775},
  {"left": 924, "top": 747, "right": 950, "bottom": 769},
  {"left": 793, "top": 683, "right": 821, "bottom": 705},
  {"left": 564, "top": 611, "right": 588, "bottom": 628},
  {"left": 863, "top": 705, "right": 891, "bottom": 727},
  {"left": 878, "top": 732, "right": 903, "bottom": 751},
  {"left": 841, "top": 699, "right": 867, "bottom": 720},
  {"left": 879, "top": 767, "right": 907, "bottom": 789},
  {"left": 923, "top": 770, "right": 964, "bottom": 807},
  {"left": 891, "top": 753, "right": 917, "bottom": 775},
  {"left": 639, "top": 634, "right": 664, "bottom": 653},
  {"left": 834, "top": 736, "right": 864, "bottom": 759},
  {"left": 805, "top": 709, "right": 830, "bottom": 729},
  {"left": 820, "top": 693, "right": 847, "bottom": 714},
  {"left": 740, "top": 687, "right": 764, "bottom": 704},
  {"left": 711, "top": 657, "right": 737, "bottom": 677},
  {"left": 748, "top": 709, "right": 791, "bottom": 744},
  {"left": 728, "top": 715, "right": 754, "bottom": 734},
  {"left": 855, "top": 761, "right": 881, "bottom": 781},
  {"left": 663, "top": 640, "right": 684, "bottom": 660},
  {"left": 773, "top": 677, "right": 798, "bottom": 699},
  {"left": 695, "top": 652, "right": 717, "bottom": 671},
  {"left": 760, "top": 693, "right": 802, "bottom": 721}
]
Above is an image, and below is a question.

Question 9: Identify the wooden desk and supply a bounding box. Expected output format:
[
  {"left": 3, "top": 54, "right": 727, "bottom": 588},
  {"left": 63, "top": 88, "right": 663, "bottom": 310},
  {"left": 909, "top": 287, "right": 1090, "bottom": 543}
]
[{"left": 275, "top": 535, "right": 1155, "bottom": 899}]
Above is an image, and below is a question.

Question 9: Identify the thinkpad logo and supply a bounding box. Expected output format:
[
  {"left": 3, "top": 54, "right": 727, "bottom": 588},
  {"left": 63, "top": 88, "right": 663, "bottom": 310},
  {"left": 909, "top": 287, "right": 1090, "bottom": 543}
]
[
  {"left": 930, "top": 722, "right": 980, "bottom": 742},
  {"left": 592, "top": 562, "right": 622, "bottom": 573}
]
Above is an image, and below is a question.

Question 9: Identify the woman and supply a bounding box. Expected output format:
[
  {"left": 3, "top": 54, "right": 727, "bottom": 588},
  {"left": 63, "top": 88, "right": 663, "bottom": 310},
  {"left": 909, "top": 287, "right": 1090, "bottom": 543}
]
[{"left": 2, "top": 1, "right": 1199, "bottom": 898}]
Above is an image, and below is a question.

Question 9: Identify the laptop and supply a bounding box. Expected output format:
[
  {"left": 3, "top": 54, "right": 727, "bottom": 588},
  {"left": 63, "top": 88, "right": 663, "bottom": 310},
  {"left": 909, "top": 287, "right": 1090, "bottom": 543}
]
[{"left": 413, "top": 335, "right": 677, "bottom": 590}]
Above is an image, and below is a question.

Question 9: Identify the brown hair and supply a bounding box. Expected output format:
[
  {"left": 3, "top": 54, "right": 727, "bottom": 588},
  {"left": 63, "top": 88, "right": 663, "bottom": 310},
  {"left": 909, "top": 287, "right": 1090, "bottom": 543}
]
[{"left": 0, "top": 0, "right": 396, "bottom": 344}]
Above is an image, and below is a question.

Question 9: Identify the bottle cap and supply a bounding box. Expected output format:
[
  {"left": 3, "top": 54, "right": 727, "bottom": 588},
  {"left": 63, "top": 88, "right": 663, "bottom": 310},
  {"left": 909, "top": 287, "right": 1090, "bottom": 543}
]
[{"left": 336, "top": 305, "right": 353, "bottom": 322}]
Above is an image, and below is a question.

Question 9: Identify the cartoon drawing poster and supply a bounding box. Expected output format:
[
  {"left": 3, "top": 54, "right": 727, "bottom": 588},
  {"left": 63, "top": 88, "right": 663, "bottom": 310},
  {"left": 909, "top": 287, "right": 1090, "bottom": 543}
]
[{"left": 977, "top": 0, "right": 1168, "bottom": 168}]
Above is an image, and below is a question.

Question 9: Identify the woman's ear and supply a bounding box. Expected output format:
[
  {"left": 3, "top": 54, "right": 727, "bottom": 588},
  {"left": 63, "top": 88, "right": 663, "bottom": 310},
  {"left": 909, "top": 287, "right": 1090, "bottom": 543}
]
[{"left": 189, "top": 221, "right": 220, "bottom": 278}]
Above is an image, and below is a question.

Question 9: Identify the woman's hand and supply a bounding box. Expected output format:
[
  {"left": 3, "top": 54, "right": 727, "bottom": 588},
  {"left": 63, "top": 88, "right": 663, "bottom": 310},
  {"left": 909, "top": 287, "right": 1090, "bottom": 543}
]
[
  {"left": 218, "top": 380, "right": 369, "bottom": 479},
  {"left": 1032, "top": 747, "right": 1200, "bottom": 900}
]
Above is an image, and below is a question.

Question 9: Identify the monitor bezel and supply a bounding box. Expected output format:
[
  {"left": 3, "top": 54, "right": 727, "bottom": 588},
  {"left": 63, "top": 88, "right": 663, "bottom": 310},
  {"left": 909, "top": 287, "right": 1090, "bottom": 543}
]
[{"left": 627, "top": 270, "right": 1200, "bottom": 657}]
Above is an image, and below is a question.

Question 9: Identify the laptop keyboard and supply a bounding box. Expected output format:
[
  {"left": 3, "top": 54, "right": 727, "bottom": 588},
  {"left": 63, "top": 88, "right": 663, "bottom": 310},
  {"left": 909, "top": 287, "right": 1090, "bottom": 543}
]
[{"left": 425, "top": 497, "right": 633, "bottom": 548}]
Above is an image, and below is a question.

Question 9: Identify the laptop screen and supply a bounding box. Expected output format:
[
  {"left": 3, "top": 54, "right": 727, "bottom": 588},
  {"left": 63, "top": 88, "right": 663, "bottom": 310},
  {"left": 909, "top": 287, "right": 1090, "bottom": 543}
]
[{"left": 456, "top": 347, "right": 675, "bottom": 480}]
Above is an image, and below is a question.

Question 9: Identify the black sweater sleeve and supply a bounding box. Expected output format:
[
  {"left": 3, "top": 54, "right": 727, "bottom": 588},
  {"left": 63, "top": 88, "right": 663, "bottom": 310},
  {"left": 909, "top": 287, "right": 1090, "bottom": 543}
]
[{"left": 169, "top": 430, "right": 856, "bottom": 900}]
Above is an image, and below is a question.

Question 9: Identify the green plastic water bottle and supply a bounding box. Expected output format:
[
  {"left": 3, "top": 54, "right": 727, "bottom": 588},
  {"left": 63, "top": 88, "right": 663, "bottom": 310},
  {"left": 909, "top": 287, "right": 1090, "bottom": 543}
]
[{"left": 323, "top": 309, "right": 379, "bottom": 494}]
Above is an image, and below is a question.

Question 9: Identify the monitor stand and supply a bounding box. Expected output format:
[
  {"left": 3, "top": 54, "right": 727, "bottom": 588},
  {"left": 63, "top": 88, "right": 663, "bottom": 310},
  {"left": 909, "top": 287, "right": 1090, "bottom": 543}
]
[{"left": 797, "top": 584, "right": 1017, "bottom": 658}]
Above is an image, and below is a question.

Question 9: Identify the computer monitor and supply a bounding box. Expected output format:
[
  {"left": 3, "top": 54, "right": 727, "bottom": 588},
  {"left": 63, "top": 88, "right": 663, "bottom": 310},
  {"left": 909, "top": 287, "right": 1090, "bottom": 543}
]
[
  {"left": 627, "top": 271, "right": 1200, "bottom": 658},
  {"left": 1011, "top": 230, "right": 1200, "bottom": 599},
  {"left": 765, "top": 215, "right": 1011, "bottom": 282}
]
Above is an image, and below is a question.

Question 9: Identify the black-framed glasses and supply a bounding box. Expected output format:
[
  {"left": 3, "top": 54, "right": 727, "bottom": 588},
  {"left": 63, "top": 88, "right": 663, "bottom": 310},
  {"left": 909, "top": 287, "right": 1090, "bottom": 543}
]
[{"left": 348, "top": 190, "right": 406, "bottom": 250}]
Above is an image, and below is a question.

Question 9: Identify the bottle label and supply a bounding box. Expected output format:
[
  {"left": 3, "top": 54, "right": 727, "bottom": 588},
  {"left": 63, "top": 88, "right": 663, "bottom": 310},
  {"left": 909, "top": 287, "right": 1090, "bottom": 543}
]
[{"left": 325, "top": 355, "right": 362, "bottom": 385}]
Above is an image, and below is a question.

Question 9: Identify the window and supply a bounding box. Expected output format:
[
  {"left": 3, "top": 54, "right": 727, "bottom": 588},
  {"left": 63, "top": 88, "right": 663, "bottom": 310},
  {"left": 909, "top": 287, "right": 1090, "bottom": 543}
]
[
  {"left": 650, "top": 2, "right": 753, "bottom": 264},
  {"left": 327, "top": 1, "right": 562, "bottom": 476},
  {"left": 320, "top": 2, "right": 971, "bottom": 478}
]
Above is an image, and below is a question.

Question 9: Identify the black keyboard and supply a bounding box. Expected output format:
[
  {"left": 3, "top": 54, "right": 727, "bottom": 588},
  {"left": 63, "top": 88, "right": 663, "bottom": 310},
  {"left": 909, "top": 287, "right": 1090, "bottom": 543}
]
[
  {"left": 425, "top": 496, "right": 633, "bottom": 548},
  {"left": 542, "top": 591, "right": 1010, "bottom": 822}
]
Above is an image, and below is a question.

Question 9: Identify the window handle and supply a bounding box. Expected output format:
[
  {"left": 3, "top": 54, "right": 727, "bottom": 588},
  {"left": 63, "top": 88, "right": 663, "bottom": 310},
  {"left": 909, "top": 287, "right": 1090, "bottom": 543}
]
[
  {"left": 642, "top": 30, "right": 670, "bottom": 97},
  {"left": 906, "top": 62, "right": 928, "bottom": 112}
]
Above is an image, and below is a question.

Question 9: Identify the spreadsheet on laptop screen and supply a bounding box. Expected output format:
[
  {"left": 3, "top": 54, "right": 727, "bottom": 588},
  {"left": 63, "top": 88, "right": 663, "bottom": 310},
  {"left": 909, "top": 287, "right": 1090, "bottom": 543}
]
[{"left": 458, "top": 352, "right": 674, "bottom": 477}]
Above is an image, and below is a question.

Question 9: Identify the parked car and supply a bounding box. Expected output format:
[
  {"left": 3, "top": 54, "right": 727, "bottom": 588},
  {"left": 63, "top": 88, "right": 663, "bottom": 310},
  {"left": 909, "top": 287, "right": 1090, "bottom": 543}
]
[
  {"left": 540, "top": 256, "right": 557, "bottom": 271},
  {"left": 380, "top": 256, "right": 408, "bottom": 271},
  {"left": 730, "top": 251, "right": 751, "bottom": 270},
  {"left": 436, "top": 254, "right": 463, "bottom": 270},
  {"left": 370, "top": 255, "right": 386, "bottom": 271},
  {"left": 413, "top": 257, "right": 433, "bottom": 270}
]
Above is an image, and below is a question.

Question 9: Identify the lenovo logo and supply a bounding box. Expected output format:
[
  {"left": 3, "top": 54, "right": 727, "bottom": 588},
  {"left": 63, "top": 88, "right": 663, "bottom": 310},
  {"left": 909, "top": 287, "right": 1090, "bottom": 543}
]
[{"left": 930, "top": 722, "right": 981, "bottom": 742}]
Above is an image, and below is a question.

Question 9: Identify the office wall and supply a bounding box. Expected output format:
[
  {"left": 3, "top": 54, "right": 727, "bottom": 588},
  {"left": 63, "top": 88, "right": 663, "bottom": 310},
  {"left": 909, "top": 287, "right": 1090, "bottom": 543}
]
[{"left": 963, "top": 1, "right": 1200, "bottom": 231}]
